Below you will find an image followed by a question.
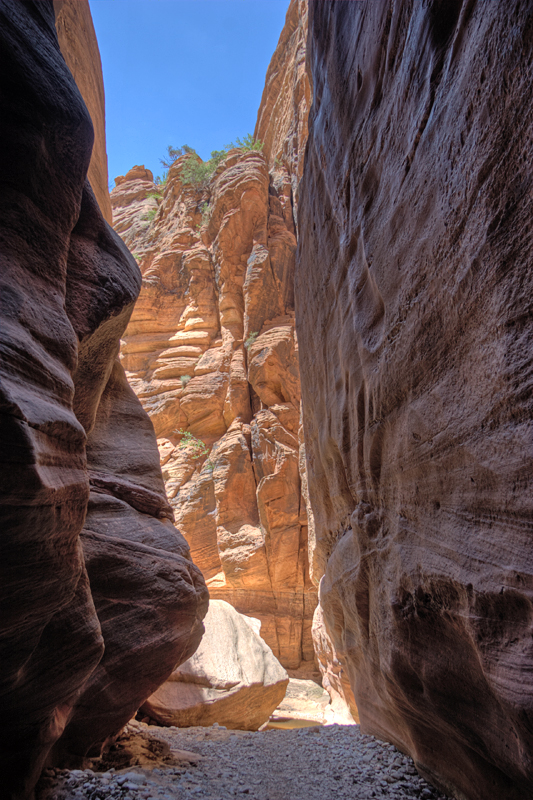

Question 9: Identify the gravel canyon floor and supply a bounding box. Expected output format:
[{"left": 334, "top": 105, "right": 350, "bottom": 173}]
[{"left": 37, "top": 720, "right": 451, "bottom": 800}]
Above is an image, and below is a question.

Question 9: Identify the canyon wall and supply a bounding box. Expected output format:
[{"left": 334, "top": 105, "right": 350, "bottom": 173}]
[
  {"left": 0, "top": 3, "right": 207, "bottom": 798},
  {"left": 297, "top": 1, "right": 533, "bottom": 799},
  {"left": 54, "top": 0, "right": 113, "bottom": 224},
  {"left": 113, "top": 153, "right": 315, "bottom": 672},
  {"left": 113, "top": 0, "right": 314, "bottom": 675},
  {"left": 254, "top": 0, "right": 310, "bottom": 222}
]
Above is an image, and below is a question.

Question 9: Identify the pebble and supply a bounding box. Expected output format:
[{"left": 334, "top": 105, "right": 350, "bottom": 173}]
[{"left": 36, "top": 724, "right": 452, "bottom": 800}]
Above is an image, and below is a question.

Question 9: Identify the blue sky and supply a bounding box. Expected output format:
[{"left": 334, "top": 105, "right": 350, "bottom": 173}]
[{"left": 88, "top": 0, "right": 290, "bottom": 186}]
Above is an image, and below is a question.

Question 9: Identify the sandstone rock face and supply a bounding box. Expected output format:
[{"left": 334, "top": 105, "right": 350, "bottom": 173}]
[
  {"left": 50, "top": 359, "right": 208, "bottom": 766},
  {"left": 112, "top": 0, "right": 315, "bottom": 676},
  {"left": 114, "top": 143, "right": 316, "bottom": 673},
  {"left": 143, "top": 600, "right": 289, "bottom": 731},
  {"left": 54, "top": 0, "right": 113, "bottom": 224},
  {"left": 298, "top": 2, "right": 533, "bottom": 799},
  {"left": 0, "top": 4, "right": 207, "bottom": 797},
  {"left": 254, "top": 0, "right": 310, "bottom": 223},
  {"left": 312, "top": 589, "right": 358, "bottom": 725}
]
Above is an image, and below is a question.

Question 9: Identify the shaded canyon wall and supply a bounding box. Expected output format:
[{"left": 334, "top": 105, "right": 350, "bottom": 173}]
[
  {"left": 114, "top": 0, "right": 314, "bottom": 672},
  {"left": 297, "top": 1, "right": 533, "bottom": 799},
  {"left": 0, "top": 3, "right": 207, "bottom": 798}
]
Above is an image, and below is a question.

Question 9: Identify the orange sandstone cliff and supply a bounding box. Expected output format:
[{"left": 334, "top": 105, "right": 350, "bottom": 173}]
[
  {"left": 54, "top": 0, "right": 113, "bottom": 224},
  {"left": 254, "top": 0, "right": 309, "bottom": 221},
  {"left": 113, "top": 0, "right": 314, "bottom": 672}
]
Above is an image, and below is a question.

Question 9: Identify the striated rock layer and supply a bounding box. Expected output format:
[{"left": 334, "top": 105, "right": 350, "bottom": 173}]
[
  {"left": 297, "top": 1, "right": 533, "bottom": 799},
  {"left": 113, "top": 0, "right": 315, "bottom": 675},
  {"left": 114, "top": 144, "right": 316, "bottom": 672},
  {"left": 254, "top": 0, "right": 310, "bottom": 223},
  {"left": 0, "top": 4, "right": 207, "bottom": 798}
]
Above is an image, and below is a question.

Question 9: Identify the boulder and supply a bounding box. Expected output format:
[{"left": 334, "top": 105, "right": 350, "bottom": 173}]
[{"left": 142, "top": 600, "right": 289, "bottom": 731}]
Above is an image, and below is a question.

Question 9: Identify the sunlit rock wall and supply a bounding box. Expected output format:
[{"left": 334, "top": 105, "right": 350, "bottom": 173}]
[
  {"left": 254, "top": 0, "right": 310, "bottom": 223},
  {"left": 297, "top": 2, "right": 533, "bottom": 799},
  {"left": 114, "top": 147, "right": 315, "bottom": 672},
  {"left": 54, "top": 0, "right": 113, "bottom": 224},
  {"left": 114, "top": 0, "right": 316, "bottom": 674}
]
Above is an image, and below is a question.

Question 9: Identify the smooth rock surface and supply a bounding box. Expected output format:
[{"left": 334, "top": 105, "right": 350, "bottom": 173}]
[
  {"left": 142, "top": 600, "right": 289, "bottom": 731},
  {"left": 0, "top": 4, "right": 207, "bottom": 796},
  {"left": 297, "top": 2, "right": 533, "bottom": 799},
  {"left": 312, "top": 594, "right": 358, "bottom": 725}
]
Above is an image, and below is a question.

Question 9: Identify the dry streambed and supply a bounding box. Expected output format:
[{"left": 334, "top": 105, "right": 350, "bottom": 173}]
[{"left": 37, "top": 720, "right": 451, "bottom": 800}]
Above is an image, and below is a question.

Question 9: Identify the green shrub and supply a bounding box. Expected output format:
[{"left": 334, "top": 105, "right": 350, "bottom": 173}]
[
  {"left": 154, "top": 171, "right": 168, "bottom": 187},
  {"left": 181, "top": 148, "right": 229, "bottom": 188},
  {"left": 175, "top": 428, "right": 209, "bottom": 459},
  {"left": 160, "top": 145, "right": 196, "bottom": 169},
  {"left": 180, "top": 374, "right": 191, "bottom": 388},
  {"left": 244, "top": 331, "right": 259, "bottom": 350},
  {"left": 143, "top": 205, "right": 158, "bottom": 222},
  {"left": 165, "top": 136, "right": 264, "bottom": 190},
  {"left": 233, "top": 134, "right": 263, "bottom": 152},
  {"left": 199, "top": 202, "right": 211, "bottom": 227}
]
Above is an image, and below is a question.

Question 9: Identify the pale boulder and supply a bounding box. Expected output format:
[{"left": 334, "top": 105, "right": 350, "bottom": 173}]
[{"left": 142, "top": 600, "right": 289, "bottom": 731}]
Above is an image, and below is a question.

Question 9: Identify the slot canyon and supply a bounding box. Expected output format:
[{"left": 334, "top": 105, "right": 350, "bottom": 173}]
[{"left": 1, "top": 2, "right": 532, "bottom": 800}]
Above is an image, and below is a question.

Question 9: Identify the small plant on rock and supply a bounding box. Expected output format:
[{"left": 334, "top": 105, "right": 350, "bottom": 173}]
[
  {"left": 149, "top": 173, "right": 167, "bottom": 200},
  {"left": 175, "top": 429, "right": 209, "bottom": 459},
  {"left": 244, "top": 331, "right": 259, "bottom": 350},
  {"left": 165, "top": 136, "right": 264, "bottom": 191},
  {"left": 143, "top": 205, "right": 158, "bottom": 222},
  {"left": 180, "top": 374, "right": 191, "bottom": 388},
  {"left": 181, "top": 148, "right": 229, "bottom": 188},
  {"left": 160, "top": 145, "right": 196, "bottom": 169},
  {"left": 234, "top": 133, "right": 263, "bottom": 152}
]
